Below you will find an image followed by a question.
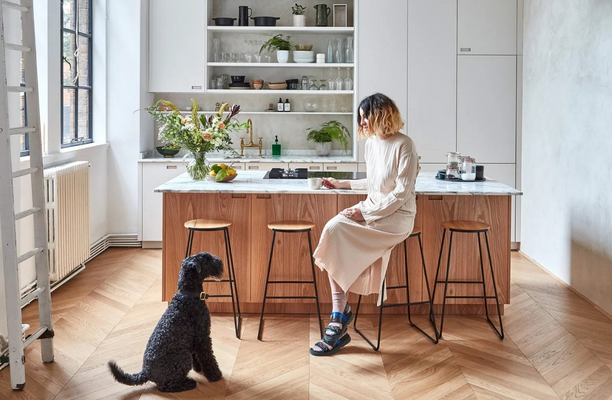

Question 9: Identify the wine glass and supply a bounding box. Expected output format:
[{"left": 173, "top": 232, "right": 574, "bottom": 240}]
[
  {"left": 334, "top": 68, "right": 343, "bottom": 91},
  {"left": 319, "top": 79, "right": 327, "bottom": 91},
  {"left": 244, "top": 39, "right": 253, "bottom": 63},
  {"left": 343, "top": 68, "right": 353, "bottom": 91}
]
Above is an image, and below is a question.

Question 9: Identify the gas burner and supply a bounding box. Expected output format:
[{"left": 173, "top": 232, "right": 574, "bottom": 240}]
[{"left": 266, "top": 168, "right": 308, "bottom": 179}]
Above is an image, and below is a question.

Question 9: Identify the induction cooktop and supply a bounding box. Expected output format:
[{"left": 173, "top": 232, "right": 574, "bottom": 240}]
[{"left": 264, "top": 168, "right": 367, "bottom": 180}]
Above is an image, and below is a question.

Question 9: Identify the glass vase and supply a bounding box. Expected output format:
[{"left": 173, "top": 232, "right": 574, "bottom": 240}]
[
  {"left": 345, "top": 36, "right": 354, "bottom": 63},
  {"left": 212, "top": 38, "right": 221, "bottom": 62},
  {"left": 334, "top": 38, "right": 344, "bottom": 63},
  {"left": 184, "top": 152, "right": 210, "bottom": 180}
]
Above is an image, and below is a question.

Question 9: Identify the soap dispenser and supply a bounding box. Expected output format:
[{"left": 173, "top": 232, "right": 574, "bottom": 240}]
[{"left": 272, "top": 135, "right": 281, "bottom": 158}]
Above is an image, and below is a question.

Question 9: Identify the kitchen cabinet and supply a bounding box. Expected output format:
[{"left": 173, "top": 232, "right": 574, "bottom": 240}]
[
  {"left": 357, "top": 0, "right": 408, "bottom": 162},
  {"left": 357, "top": 163, "right": 366, "bottom": 173},
  {"left": 148, "top": 0, "right": 207, "bottom": 92},
  {"left": 245, "top": 162, "right": 288, "bottom": 171},
  {"left": 408, "top": 0, "right": 457, "bottom": 163},
  {"left": 324, "top": 163, "right": 357, "bottom": 172},
  {"left": 288, "top": 162, "right": 323, "bottom": 171},
  {"left": 458, "top": 0, "right": 517, "bottom": 55},
  {"left": 457, "top": 56, "right": 516, "bottom": 164},
  {"left": 481, "top": 163, "right": 517, "bottom": 243},
  {"left": 141, "top": 163, "right": 186, "bottom": 244}
]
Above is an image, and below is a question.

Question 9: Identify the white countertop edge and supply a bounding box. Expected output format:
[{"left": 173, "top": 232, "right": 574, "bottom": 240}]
[{"left": 138, "top": 157, "right": 358, "bottom": 164}]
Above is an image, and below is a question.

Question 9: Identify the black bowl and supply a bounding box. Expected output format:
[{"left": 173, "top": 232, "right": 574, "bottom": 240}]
[
  {"left": 231, "top": 75, "right": 246, "bottom": 83},
  {"left": 251, "top": 16, "right": 280, "bottom": 26},
  {"left": 212, "top": 17, "right": 236, "bottom": 26}
]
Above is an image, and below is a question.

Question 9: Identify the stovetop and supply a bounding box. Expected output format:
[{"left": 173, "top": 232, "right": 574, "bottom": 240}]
[{"left": 264, "top": 168, "right": 367, "bottom": 180}]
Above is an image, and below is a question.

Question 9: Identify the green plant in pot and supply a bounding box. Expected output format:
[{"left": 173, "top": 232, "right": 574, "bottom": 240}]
[
  {"left": 292, "top": 3, "right": 307, "bottom": 26},
  {"left": 260, "top": 34, "right": 294, "bottom": 63},
  {"left": 156, "top": 143, "right": 181, "bottom": 158},
  {"left": 306, "top": 120, "right": 351, "bottom": 156}
]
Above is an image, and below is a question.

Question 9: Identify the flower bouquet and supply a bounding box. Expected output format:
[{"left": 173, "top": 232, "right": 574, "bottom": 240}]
[{"left": 145, "top": 99, "right": 246, "bottom": 180}]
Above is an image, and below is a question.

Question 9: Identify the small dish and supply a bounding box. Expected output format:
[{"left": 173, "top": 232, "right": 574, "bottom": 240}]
[
  {"left": 268, "top": 82, "right": 287, "bottom": 90},
  {"left": 206, "top": 174, "right": 237, "bottom": 182}
]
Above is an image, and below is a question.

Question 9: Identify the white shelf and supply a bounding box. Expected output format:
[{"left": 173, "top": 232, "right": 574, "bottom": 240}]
[
  {"left": 207, "top": 26, "right": 355, "bottom": 35},
  {"left": 174, "top": 111, "right": 353, "bottom": 115},
  {"left": 208, "top": 62, "right": 354, "bottom": 68},
  {"left": 206, "top": 89, "right": 354, "bottom": 94}
]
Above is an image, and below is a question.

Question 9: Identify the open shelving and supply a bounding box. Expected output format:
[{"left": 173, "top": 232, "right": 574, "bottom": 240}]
[
  {"left": 206, "top": 89, "right": 353, "bottom": 95},
  {"left": 207, "top": 26, "right": 355, "bottom": 35},
  {"left": 207, "top": 62, "right": 354, "bottom": 68}
]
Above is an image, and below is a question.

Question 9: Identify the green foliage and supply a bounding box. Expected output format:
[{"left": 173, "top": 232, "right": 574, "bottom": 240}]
[
  {"left": 260, "top": 34, "right": 294, "bottom": 54},
  {"left": 306, "top": 121, "right": 351, "bottom": 152},
  {"left": 292, "top": 3, "right": 306, "bottom": 15},
  {"left": 215, "top": 169, "right": 228, "bottom": 182}
]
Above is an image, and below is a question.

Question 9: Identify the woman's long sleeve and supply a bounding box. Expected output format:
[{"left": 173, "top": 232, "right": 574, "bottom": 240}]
[
  {"left": 360, "top": 142, "right": 418, "bottom": 223},
  {"left": 350, "top": 179, "right": 368, "bottom": 190}
]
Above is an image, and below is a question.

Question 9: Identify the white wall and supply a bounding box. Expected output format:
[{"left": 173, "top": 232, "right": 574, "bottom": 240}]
[
  {"left": 522, "top": 0, "right": 612, "bottom": 315},
  {"left": 106, "top": 0, "right": 152, "bottom": 235}
]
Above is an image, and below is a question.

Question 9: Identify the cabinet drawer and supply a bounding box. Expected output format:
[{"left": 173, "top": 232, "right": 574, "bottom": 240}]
[
  {"left": 246, "top": 162, "right": 288, "bottom": 171},
  {"left": 289, "top": 163, "right": 323, "bottom": 171},
  {"left": 324, "top": 163, "right": 357, "bottom": 172}
]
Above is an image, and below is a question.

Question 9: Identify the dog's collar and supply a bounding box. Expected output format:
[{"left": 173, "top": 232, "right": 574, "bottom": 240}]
[{"left": 178, "top": 290, "right": 209, "bottom": 300}]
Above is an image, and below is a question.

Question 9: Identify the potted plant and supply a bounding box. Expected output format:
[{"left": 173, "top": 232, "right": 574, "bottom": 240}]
[
  {"left": 260, "top": 34, "right": 294, "bottom": 63},
  {"left": 292, "top": 3, "right": 307, "bottom": 27},
  {"left": 306, "top": 120, "right": 351, "bottom": 156},
  {"left": 155, "top": 142, "right": 181, "bottom": 158}
]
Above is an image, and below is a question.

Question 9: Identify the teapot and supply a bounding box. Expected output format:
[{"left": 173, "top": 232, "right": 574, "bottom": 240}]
[{"left": 314, "top": 4, "right": 331, "bottom": 26}]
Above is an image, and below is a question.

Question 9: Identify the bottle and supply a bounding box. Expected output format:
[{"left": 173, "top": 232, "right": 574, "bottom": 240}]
[
  {"left": 272, "top": 135, "right": 281, "bottom": 158},
  {"left": 284, "top": 99, "right": 291, "bottom": 112},
  {"left": 277, "top": 98, "right": 284, "bottom": 112}
]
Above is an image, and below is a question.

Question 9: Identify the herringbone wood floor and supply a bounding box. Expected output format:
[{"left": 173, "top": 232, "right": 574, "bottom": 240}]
[{"left": 1, "top": 249, "right": 612, "bottom": 399}]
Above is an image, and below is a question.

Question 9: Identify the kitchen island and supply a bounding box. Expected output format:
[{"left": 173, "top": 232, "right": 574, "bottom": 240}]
[{"left": 156, "top": 171, "right": 522, "bottom": 315}]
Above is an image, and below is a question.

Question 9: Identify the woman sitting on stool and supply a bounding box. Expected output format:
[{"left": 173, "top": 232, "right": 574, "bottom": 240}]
[{"left": 310, "top": 93, "right": 420, "bottom": 356}]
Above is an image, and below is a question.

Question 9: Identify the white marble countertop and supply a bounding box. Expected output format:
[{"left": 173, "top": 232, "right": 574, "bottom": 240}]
[
  {"left": 155, "top": 171, "right": 523, "bottom": 196},
  {"left": 138, "top": 152, "right": 357, "bottom": 164}
]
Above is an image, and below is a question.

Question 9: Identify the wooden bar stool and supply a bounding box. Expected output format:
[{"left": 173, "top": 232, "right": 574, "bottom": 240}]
[
  {"left": 432, "top": 220, "right": 504, "bottom": 339},
  {"left": 353, "top": 227, "right": 439, "bottom": 351},
  {"left": 257, "top": 220, "right": 323, "bottom": 340},
  {"left": 184, "top": 219, "right": 241, "bottom": 338}
]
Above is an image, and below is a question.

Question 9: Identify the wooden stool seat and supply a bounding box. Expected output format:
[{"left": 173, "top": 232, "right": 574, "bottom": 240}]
[
  {"left": 267, "top": 220, "right": 316, "bottom": 232},
  {"left": 441, "top": 220, "right": 489, "bottom": 232},
  {"left": 185, "top": 219, "right": 232, "bottom": 230},
  {"left": 409, "top": 226, "right": 422, "bottom": 236}
]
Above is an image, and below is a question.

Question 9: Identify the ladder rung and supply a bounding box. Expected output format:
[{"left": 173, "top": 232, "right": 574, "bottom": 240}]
[
  {"left": 9, "top": 127, "right": 36, "bottom": 135},
  {"left": 8, "top": 86, "right": 33, "bottom": 93},
  {"left": 20, "top": 287, "right": 43, "bottom": 307},
  {"left": 5, "top": 43, "right": 31, "bottom": 52},
  {"left": 12, "top": 166, "right": 38, "bottom": 178},
  {"left": 15, "top": 207, "right": 41, "bottom": 221},
  {"left": 2, "top": 1, "right": 28, "bottom": 12},
  {"left": 17, "top": 247, "right": 43, "bottom": 264},
  {"left": 23, "top": 326, "right": 50, "bottom": 348}
]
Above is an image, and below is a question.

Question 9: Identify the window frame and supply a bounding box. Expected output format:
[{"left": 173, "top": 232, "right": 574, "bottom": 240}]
[
  {"left": 60, "top": 0, "right": 93, "bottom": 148},
  {"left": 19, "top": 59, "right": 29, "bottom": 157}
]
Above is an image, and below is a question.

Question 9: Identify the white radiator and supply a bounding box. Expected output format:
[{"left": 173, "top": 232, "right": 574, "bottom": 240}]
[{"left": 44, "top": 161, "right": 90, "bottom": 282}]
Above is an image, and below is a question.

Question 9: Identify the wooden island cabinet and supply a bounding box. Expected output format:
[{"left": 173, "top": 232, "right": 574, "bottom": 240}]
[{"left": 159, "top": 171, "right": 520, "bottom": 315}]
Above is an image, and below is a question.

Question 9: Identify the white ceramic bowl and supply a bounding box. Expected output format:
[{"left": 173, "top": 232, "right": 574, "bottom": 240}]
[{"left": 293, "top": 50, "right": 315, "bottom": 63}]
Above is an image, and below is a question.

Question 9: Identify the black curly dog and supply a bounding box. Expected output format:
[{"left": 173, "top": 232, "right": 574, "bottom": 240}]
[{"left": 108, "top": 252, "right": 224, "bottom": 392}]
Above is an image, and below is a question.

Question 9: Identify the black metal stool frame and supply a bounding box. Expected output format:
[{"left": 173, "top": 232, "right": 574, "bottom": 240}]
[
  {"left": 257, "top": 228, "right": 323, "bottom": 340},
  {"left": 432, "top": 228, "right": 504, "bottom": 340},
  {"left": 185, "top": 226, "right": 242, "bottom": 339},
  {"left": 353, "top": 232, "right": 439, "bottom": 351}
]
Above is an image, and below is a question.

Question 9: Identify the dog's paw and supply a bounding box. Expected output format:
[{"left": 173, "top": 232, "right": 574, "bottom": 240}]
[{"left": 206, "top": 370, "right": 223, "bottom": 382}]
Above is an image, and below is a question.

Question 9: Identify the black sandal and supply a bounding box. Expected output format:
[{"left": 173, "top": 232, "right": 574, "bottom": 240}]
[
  {"left": 323, "top": 304, "right": 353, "bottom": 341},
  {"left": 309, "top": 333, "right": 351, "bottom": 356}
]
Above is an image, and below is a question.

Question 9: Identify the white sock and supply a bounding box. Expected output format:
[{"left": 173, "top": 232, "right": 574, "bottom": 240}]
[{"left": 332, "top": 291, "right": 347, "bottom": 314}]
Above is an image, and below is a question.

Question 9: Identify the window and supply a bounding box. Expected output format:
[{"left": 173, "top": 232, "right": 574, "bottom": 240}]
[
  {"left": 20, "top": 57, "right": 29, "bottom": 157},
  {"left": 61, "top": 0, "right": 92, "bottom": 147}
]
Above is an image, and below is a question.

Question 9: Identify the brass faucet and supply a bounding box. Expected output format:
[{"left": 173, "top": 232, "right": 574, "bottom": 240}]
[{"left": 240, "top": 119, "right": 263, "bottom": 157}]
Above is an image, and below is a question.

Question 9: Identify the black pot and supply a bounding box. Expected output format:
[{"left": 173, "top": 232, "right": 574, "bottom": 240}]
[
  {"left": 212, "top": 17, "right": 236, "bottom": 26},
  {"left": 251, "top": 16, "right": 280, "bottom": 26}
]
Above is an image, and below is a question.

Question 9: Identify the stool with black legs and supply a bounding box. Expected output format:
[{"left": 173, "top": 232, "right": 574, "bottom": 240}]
[
  {"left": 353, "top": 227, "right": 439, "bottom": 351},
  {"left": 257, "top": 220, "right": 323, "bottom": 341},
  {"left": 432, "top": 220, "right": 504, "bottom": 340},
  {"left": 184, "top": 219, "right": 241, "bottom": 338}
]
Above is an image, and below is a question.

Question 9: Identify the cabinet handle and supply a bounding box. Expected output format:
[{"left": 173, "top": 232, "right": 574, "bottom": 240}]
[
  {"left": 428, "top": 195, "right": 443, "bottom": 201},
  {"left": 191, "top": 85, "right": 202, "bottom": 89},
  {"left": 166, "top": 165, "right": 177, "bottom": 169},
  {"left": 248, "top": 165, "right": 260, "bottom": 170},
  {"left": 232, "top": 194, "right": 246, "bottom": 198},
  {"left": 257, "top": 194, "right": 271, "bottom": 199},
  {"left": 327, "top": 166, "right": 337, "bottom": 170},
  {"left": 310, "top": 166, "right": 321, "bottom": 170},
  {"left": 460, "top": 47, "right": 471, "bottom": 52}
]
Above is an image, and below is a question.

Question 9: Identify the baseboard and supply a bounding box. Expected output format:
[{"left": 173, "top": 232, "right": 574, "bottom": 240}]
[
  {"left": 519, "top": 251, "right": 612, "bottom": 322},
  {"left": 142, "top": 241, "right": 162, "bottom": 249},
  {"left": 511, "top": 241, "right": 521, "bottom": 251}
]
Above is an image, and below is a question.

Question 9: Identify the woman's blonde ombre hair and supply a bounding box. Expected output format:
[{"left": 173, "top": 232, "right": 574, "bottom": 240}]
[{"left": 357, "top": 93, "right": 405, "bottom": 139}]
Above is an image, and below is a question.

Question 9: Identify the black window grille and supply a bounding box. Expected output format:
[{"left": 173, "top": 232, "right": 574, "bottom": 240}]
[{"left": 61, "top": 0, "right": 92, "bottom": 147}]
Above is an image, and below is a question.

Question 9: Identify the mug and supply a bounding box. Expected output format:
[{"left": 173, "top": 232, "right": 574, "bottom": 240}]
[
  {"left": 475, "top": 165, "right": 484, "bottom": 180},
  {"left": 308, "top": 177, "right": 322, "bottom": 190}
]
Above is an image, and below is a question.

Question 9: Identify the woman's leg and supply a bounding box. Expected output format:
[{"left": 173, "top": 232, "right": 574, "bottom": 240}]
[{"left": 310, "top": 274, "right": 352, "bottom": 354}]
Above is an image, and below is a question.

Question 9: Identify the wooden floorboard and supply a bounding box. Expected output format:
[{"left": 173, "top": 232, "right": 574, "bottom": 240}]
[{"left": 1, "top": 250, "right": 612, "bottom": 399}]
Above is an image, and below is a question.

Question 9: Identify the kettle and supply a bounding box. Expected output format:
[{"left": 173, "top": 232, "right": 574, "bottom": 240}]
[{"left": 314, "top": 4, "right": 331, "bottom": 26}]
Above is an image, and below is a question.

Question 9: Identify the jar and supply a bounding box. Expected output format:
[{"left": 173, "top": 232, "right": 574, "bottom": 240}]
[
  {"left": 446, "top": 166, "right": 460, "bottom": 180},
  {"left": 461, "top": 158, "right": 476, "bottom": 181},
  {"left": 446, "top": 151, "right": 460, "bottom": 169}
]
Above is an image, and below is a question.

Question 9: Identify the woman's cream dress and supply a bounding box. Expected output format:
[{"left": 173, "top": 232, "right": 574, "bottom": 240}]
[{"left": 313, "top": 132, "right": 419, "bottom": 305}]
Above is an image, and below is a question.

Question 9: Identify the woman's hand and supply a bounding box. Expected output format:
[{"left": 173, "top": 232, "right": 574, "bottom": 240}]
[
  {"left": 340, "top": 207, "right": 364, "bottom": 221},
  {"left": 322, "top": 178, "right": 351, "bottom": 189}
]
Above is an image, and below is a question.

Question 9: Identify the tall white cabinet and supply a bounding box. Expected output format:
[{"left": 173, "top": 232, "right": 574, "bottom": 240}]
[
  {"left": 148, "top": 0, "right": 207, "bottom": 92},
  {"left": 357, "top": 0, "right": 408, "bottom": 162},
  {"left": 457, "top": 0, "right": 517, "bottom": 55}
]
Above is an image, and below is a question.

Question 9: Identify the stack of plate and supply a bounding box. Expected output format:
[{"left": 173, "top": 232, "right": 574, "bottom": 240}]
[
  {"left": 293, "top": 50, "right": 315, "bottom": 63},
  {"left": 229, "top": 82, "right": 250, "bottom": 90}
]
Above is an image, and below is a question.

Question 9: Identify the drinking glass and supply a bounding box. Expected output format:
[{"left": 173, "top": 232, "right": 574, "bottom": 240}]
[
  {"left": 244, "top": 40, "right": 253, "bottom": 63},
  {"left": 212, "top": 38, "right": 221, "bottom": 62},
  {"left": 222, "top": 53, "right": 230, "bottom": 63},
  {"left": 216, "top": 76, "right": 225, "bottom": 89},
  {"left": 334, "top": 38, "right": 344, "bottom": 63},
  {"left": 210, "top": 77, "right": 217, "bottom": 89},
  {"left": 319, "top": 79, "right": 327, "bottom": 91}
]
